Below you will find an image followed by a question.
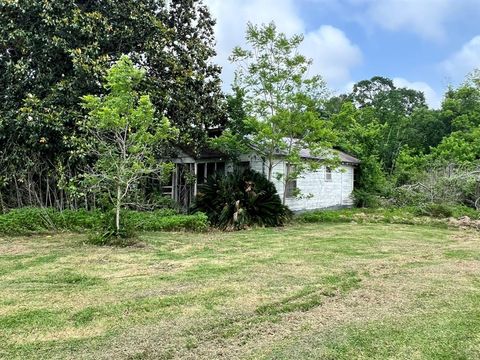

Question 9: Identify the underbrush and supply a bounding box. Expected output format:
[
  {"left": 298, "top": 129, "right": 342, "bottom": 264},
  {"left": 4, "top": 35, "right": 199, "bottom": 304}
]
[
  {"left": 296, "top": 205, "right": 480, "bottom": 228},
  {"left": 0, "top": 208, "right": 208, "bottom": 236}
]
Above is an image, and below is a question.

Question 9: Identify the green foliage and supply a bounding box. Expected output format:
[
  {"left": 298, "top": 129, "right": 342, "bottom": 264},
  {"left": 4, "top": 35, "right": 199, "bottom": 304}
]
[
  {"left": 0, "top": 0, "right": 225, "bottom": 210},
  {"left": 0, "top": 208, "right": 208, "bottom": 236},
  {"left": 296, "top": 209, "right": 357, "bottom": 224},
  {"left": 330, "top": 102, "right": 388, "bottom": 203},
  {"left": 413, "top": 204, "right": 454, "bottom": 218},
  {"left": 193, "top": 169, "right": 291, "bottom": 230},
  {"left": 348, "top": 76, "right": 429, "bottom": 173},
  {"left": 352, "top": 189, "right": 383, "bottom": 208},
  {"left": 87, "top": 209, "right": 138, "bottom": 246},
  {"left": 124, "top": 211, "right": 209, "bottom": 232}
]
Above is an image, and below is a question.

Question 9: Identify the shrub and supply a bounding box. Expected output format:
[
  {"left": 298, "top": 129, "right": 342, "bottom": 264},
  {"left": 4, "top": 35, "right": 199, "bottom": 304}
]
[
  {"left": 353, "top": 189, "right": 383, "bottom": 208},
  {"left": 0, "top": 208, "right": 57, "bottom": 235},
  {"left": 450, "top": 205, "right": 480, "bottom": 220},
  {"left": 193, "top": 169, "right": 292, "bottom": 230},
  {"left": 413, "top": 204, "right": 454, "bottom": 218}
]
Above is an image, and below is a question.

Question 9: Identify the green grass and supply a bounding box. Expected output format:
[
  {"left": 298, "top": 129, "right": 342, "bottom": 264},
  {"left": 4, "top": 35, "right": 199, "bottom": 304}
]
[{"left": 0, "top": 223, "right": 479, "bottom": 359}]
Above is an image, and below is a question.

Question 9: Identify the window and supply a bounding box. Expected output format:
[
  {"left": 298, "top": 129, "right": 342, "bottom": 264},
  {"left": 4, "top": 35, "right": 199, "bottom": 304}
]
[
  {"left": 207, "top": 162, "right": 216, "bottom": 177},
  {"left": 237, "top": 161, "right": 250, "bottom": 172},
  {"left": 216, "top": 162, "right": 225, "bottom": 175},
  {"left": 325, "top": 167, "right": 332, "bottom": 181},
  {"left": 285, "top": 164, "right": 297, "bottom": 198},
  {"left": 197, "top": 162, "right": 226, "bottom": 184},
  {"left": 197, "top": 163, "right": 206, "bottom": 184}
]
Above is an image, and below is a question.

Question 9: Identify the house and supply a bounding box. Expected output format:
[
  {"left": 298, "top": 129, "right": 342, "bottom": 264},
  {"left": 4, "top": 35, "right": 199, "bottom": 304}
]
[{"left": 166, "top": 147, "right": 360, "bottom": 211}]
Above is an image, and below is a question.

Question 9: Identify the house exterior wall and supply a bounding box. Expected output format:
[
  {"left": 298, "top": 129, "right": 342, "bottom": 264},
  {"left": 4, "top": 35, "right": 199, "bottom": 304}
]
[{"left": 237, "top": 154, "right": 356, "bottom": 212}]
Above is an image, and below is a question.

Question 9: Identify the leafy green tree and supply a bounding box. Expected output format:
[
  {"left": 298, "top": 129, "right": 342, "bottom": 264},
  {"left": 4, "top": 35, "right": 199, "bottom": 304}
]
[
  {"left": 145, "top": 0, "right": 227, "bottom": 150},
  {"left": 81, "top": 56, "right": 176, "bottom": 234},
  {"left": 228, "top": 22, "right": 336, "bottom": 204},
  {"left": 349, "top": 76, "right": 427, "bottom": 172},
  {"left": 350, "top": 76, "right": 395, "bottom": 108},
  {"left": 331, "top": 102, "right": 388, "bottom": 206},
  {"left": 403, "top": 108, "right": 449, "bottom": 154},
  {"left": 428, "top": 77, "right": 480, "bottom": 165}
]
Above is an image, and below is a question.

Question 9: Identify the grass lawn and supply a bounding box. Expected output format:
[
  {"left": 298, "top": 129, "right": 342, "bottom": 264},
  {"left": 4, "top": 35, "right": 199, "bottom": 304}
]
[{"left": 0, "top": 223, "right": 479, "bottom": 359}]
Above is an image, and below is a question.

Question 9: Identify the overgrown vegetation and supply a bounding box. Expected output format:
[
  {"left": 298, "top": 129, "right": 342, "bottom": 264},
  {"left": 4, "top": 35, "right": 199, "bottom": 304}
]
[
  {"left": 295, "top": 205, "right": 480, "bottom": 229},
  {"left": 0, "top": 207, "right": 208, "bottom": 236}
]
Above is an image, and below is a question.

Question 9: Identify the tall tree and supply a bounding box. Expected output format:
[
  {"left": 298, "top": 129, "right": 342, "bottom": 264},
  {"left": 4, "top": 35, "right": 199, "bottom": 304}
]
[
  {"left": 331, "top": 102, "right": 388, "bottom": 206},
  {"left": 429, "top": 79, "right": 480, "bottom": 165},
  {"left": 228, "top": 22, "right": 336, "bottom": 204},
  {"left": 349, "top": 76, "right": 427, "bottom": 172},
  {"left": 144, "top": 0, "right": 227, "bottom": 151}
]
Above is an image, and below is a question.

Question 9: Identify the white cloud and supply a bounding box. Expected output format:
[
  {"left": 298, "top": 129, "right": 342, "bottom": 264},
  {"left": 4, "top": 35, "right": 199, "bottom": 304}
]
[
  {"left": 362, "top": 0, "right": 454, "bottom": 40},
  {"left": 302, "top": 26, "right": 363, "bottom": 90},
  {"left": 441, "top": 36, "right": 480, "bottom": 83},
  {"left": 325, "top": 0, "right": 479, "bottom": 41},
  {"left": 393, "top": 77, "right": 442, "bottom": 109},
  {"left": 204, "top": 0, "right": 362, "bottom": 92}
]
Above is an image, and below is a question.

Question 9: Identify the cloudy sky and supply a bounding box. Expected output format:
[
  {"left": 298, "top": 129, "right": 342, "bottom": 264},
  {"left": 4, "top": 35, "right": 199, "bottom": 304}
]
[{"left": 203, "top": 0, "right": 480, "bottom": 108}]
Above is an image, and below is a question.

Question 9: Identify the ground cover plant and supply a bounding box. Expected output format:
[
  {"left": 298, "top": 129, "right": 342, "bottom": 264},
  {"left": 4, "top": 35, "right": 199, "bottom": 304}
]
[{"left": 0, "top": 222, "right": 479, "bottom": 359}]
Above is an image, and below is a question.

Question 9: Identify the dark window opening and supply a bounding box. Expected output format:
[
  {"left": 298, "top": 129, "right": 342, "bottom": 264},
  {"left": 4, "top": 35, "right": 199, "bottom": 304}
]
[
  {"left": 325, "top": 167, "right": 332, "bottom": 181},
  {"left": 197, "top": 163, "right": 206, "bottom": 184},
  {"left": 197, "top": 162, "right": 226, "bottom": 184},
  {"left": 285, "top": 180, "right": 297, "bottom": 198},
  {"left": 216, "top": 162, "right": 225, "bottom": 175}
]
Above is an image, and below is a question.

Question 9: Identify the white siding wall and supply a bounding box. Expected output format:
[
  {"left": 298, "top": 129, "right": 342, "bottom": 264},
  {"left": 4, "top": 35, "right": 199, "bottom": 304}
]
[{"left": 236, "top": 154, "right": 355, "bottom": 211}]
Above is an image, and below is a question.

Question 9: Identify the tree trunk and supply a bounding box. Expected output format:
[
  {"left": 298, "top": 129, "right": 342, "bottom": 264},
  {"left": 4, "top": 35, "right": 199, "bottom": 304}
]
[
  {"left": 282, "top": 163, "right": 290, "bottom": 206},
  {"left": 267, "top": 158, "right": 273, "bottom": 182},
  {"left": 115, "top": 185, "right": 122, "bottom": 234},
  {"left": 0, "top": 190, "right": 5, "bottom": 214}
]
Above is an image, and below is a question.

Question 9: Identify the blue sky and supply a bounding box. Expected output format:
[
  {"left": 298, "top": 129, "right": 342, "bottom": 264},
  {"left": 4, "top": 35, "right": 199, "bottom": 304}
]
[{"left": 204, "top": 0, "right": 480, "bottom": 108}]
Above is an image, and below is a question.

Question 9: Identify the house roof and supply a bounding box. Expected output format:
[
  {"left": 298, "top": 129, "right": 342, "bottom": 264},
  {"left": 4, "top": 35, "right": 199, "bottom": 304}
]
[
  {"left": 176, "top": 145, "right": 227, "bottom": 161},
  {"left": 249, "top": 140, "right": 361, "bottom": 165},
  {"left": 298, "top": 148, "right": 361, "bottom": 165},
  {"left": 173, "top": 141, "right": 360, "bottom": 165}
]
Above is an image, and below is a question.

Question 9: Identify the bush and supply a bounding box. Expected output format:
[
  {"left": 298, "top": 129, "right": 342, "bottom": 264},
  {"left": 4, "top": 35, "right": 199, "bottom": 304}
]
[
  {"left": 413, "top": 203, "right": 454, "bottom": 218},
  {"left": 450, "top": 205, "right": 480, "bottom": 220},
  {"left": 353, "top": 189, "right": 383, "bottom": 208},
  {"left": 193, "top": 169, "right": 292, "bottom": 230},
  {"left": 0, "top": 208, "right": 54, "bottom": 234}
]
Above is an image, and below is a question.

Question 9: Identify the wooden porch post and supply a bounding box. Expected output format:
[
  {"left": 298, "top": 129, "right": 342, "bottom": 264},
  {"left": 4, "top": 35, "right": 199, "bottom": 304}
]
[{"left": 194, "top": 162, "right": 198, "bottom": 197}]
